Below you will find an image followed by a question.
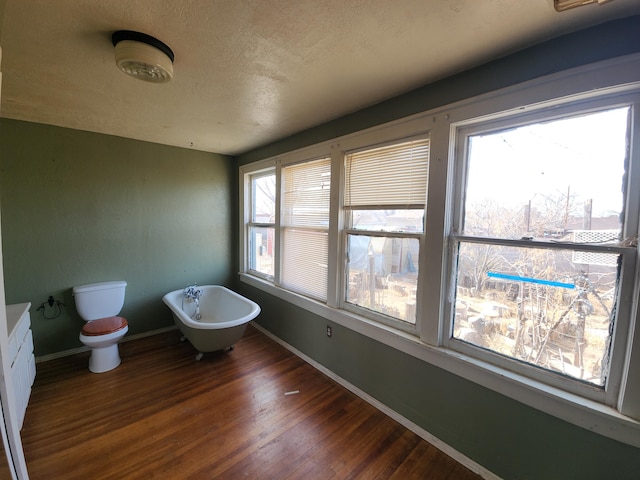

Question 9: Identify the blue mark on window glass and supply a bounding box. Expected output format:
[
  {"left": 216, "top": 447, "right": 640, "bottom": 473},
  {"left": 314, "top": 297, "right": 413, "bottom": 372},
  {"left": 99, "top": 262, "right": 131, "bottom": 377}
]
[{"left": 487, "top": 272, "right": 575, "bottom": 289}]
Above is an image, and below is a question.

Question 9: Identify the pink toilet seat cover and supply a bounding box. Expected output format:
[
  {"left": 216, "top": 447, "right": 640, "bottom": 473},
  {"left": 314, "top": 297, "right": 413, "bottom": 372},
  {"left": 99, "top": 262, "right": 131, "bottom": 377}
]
[{"left": 81, "top": 316, "right": 128, "bottom": 336}]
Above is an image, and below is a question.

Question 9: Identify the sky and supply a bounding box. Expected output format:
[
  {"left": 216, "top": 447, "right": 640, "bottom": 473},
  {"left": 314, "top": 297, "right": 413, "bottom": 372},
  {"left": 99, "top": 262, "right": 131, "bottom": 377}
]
[{"left": 465, "top": 106, "right": 630, "bottom": 219}]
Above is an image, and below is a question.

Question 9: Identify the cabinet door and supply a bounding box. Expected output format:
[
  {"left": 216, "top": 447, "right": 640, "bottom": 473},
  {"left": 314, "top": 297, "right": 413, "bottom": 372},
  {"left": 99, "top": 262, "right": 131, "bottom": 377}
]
[
  {"left": 26, "top": 329, "right": 35, "bottom": 386},
  {"left": 10, "top": 346, "right": 27, "bottom": 428}
]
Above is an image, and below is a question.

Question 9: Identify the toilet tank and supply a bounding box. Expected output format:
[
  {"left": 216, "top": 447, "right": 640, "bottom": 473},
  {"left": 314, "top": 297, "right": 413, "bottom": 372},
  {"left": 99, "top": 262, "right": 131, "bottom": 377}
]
[{"left": 72, "top": 281, "right": 127, "bottom": 321}]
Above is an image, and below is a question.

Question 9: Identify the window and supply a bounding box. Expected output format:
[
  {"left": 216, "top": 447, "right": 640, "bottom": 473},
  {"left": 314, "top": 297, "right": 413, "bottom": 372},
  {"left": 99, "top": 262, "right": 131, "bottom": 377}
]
[
  {"left": 281, "top": 158, "right": 331, "bottom": 300},
  {"left": 448, "top": 105, "right": 634, "bottom": 400},
  {"left": 247, "top": 171, "right": 276, "bottom": 278},
  {"left": 344, "top": 138, "right": 429, "bottom": 328},
  {"left": 240, "top": 56, "right": 640, "bottom": 446}
]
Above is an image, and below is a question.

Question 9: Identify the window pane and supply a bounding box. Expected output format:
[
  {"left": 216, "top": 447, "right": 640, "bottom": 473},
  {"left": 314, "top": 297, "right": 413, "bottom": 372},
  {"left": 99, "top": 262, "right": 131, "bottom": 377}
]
[
  {"left": 249, "top": 226, "right": 274, "bottom": 277},
  {"left": 463, "top": 107, "right": 629, "bottom": 240},
  {"left": 453, "top": 242, "right": 617, "bottom": 386},
  {"left": 345, "top": 138, "right": 429, "bottom": 207},
  {"left": 349, "top": 209, "right": 424, "bottom": 233},
  {"left": 283, "top": 158, "right": 330, "bottom": 227},
  {"left": 252, "top": 174, "right": 276, "bottom": 223},
  {"left": 346, "top": 235, "right": 419, "bottom": 323},
  {"left": 281, "top": 158, "right": 331, "bottom": 300},
  {"left": 281, "top": 229, "right": 328, "bottom": 300}
]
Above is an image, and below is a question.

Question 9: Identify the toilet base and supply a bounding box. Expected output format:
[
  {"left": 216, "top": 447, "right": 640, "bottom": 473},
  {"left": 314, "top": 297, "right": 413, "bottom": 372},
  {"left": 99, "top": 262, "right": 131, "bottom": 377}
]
[{"left": 88, "top": 344, "right": 122, "bottom": 373}]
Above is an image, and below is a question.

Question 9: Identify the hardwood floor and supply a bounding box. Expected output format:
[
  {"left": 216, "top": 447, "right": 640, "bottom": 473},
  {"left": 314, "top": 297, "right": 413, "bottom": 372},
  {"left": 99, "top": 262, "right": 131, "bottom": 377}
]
[{"left": 21, "top": 325, "right": 483, "bottom": 479}]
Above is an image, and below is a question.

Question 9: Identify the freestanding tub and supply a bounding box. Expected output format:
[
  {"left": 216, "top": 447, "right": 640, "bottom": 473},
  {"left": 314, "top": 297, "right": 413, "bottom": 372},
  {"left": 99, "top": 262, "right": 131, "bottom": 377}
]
[{"left": 162, "top": 285, "right": 260, "bottom": 360}]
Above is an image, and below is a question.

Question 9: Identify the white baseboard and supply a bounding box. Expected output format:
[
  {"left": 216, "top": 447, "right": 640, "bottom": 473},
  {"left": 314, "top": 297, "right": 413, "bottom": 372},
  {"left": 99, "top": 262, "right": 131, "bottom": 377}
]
[
  {"left": 251, "top": 322, "right": 500, "bottom": 480},
  {"left": 35, "top": 325, "right": 178, "bottom": 364}
]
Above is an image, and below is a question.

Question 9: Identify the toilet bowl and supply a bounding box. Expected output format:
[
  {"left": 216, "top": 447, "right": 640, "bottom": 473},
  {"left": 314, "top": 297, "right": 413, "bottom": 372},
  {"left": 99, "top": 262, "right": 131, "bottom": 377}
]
[
  {"left": 80, "top": 316, "right": 128, "bottom": 373},
  {"left": 72, "top": 281, "right": 128, "bottom": 373}
]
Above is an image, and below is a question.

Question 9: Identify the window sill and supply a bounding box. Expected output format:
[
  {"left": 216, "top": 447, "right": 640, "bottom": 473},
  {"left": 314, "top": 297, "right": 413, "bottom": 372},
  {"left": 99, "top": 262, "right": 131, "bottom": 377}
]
[{"left": 239, "top": 272, "right": 640, "bottom": 448}]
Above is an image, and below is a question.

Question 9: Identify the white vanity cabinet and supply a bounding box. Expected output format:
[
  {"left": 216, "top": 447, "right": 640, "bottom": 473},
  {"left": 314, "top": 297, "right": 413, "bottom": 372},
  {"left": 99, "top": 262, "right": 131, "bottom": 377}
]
[{"left": 6, "top": 303, "right": 35, "bottom": 428}]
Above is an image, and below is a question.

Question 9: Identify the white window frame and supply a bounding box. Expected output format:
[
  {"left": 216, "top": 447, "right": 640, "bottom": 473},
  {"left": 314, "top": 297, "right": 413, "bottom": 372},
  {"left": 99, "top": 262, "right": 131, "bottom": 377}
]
[
  {"left": 280, "top": 156, "right": 332, "bottom": 301},
  {"left": 341, "top": 135, "right": 430, "bottom": 333},
  {"left": 244, "top": 167, "right": 277, "bottom": 280},
  {"left": 444, "top": 96, "right": 639, "bottom": 407},
  {"left": 239, "top": 53, "right": 640, "bottom": 447}
]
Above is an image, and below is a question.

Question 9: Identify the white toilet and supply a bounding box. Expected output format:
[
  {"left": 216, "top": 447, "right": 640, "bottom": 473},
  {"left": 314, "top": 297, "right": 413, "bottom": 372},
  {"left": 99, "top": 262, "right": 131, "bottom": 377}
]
[{"left": 72, "top": 280, "right": 129, "bottom": 373}]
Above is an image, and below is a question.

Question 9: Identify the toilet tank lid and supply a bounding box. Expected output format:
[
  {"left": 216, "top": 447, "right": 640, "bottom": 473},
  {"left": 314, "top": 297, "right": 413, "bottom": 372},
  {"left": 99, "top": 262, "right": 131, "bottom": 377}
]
[{"left": 72, "top": 280, "right": 127, "bottom": 294}]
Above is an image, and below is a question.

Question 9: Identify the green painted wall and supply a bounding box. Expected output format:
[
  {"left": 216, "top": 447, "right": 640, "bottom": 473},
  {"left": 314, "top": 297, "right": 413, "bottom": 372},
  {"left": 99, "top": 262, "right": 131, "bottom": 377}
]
[
  {"left": 236, "top": 17, "right": 640, "bottom": 480},
  {"left": 0, "top": 119, "right": 234, "bottom": 356}
]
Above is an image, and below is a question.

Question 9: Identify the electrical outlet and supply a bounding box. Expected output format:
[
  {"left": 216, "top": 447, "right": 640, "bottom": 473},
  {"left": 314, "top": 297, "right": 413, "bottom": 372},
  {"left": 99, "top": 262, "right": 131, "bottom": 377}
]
[{"left": 326, "top": 325, "right": 332, "bottom": 337}]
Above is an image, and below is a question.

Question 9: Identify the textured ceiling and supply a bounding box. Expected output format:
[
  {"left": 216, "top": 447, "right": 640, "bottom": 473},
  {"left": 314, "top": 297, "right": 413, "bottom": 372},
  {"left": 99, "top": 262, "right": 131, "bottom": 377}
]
[{"left": 0, "top": 0, "right": 639, "bottom": 155}]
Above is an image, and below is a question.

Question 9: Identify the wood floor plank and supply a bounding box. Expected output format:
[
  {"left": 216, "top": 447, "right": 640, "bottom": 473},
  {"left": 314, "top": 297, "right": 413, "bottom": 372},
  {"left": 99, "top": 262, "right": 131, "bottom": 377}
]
[{"left": 20, "top": 325, "right": 484, "bottom": 479}]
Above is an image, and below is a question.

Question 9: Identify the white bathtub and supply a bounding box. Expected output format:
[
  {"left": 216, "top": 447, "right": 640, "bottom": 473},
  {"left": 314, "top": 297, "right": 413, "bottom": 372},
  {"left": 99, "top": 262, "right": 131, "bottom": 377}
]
[{"left": 162, "top": 285, "right": 260, "bottom": 358}]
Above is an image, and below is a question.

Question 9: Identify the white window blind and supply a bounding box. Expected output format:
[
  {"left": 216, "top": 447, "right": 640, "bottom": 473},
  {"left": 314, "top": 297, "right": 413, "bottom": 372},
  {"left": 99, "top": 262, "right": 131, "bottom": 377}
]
[
  {"left": 282, "top": 159, "right": 331, "bottom": 227},
  {"left": 281, "top": 158, "right": 331, "bottom": 300},
  {"left": 345, "top": 138, "right": 429, "bottom": 207},
  {"left": 281, "top": 229, "right": 328, "bottom": 299}
]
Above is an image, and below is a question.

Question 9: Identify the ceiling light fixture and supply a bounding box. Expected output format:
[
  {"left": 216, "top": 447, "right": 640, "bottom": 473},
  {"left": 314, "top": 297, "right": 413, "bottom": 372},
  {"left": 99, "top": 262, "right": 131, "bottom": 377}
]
[
  {"left": 112, "top": 30, "right": 174, "bottom": 83},
  {"left": 554, "top": 0, "right": 614, "bottom": 12}
]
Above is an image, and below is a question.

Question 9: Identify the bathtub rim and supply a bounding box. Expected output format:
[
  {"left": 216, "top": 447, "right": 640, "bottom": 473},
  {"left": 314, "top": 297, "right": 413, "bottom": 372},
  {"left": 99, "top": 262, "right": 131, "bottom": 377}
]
[{"left": 162, "top": 285, "right": 260, "bottom": 330}]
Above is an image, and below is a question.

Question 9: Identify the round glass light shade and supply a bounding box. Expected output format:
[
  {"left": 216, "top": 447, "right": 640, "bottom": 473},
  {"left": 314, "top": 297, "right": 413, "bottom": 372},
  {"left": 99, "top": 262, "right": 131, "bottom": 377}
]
[{"left": 114, "top": 39, "right": 173, "bottom": 83}]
